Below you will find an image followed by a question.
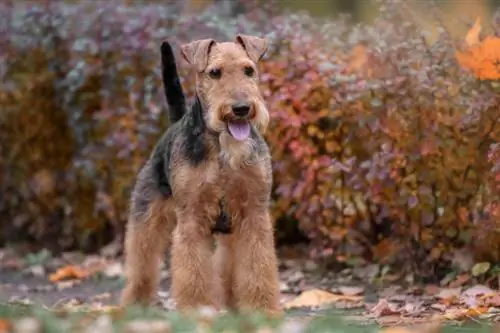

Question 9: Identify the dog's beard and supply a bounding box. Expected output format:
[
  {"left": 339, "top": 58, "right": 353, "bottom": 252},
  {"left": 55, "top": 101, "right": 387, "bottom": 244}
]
[
  {"left": 218, "top": 131, "right": 256, "bottom": 169},
  {"left": 253, "top": 101, "right": 270, "bottom": 134}
]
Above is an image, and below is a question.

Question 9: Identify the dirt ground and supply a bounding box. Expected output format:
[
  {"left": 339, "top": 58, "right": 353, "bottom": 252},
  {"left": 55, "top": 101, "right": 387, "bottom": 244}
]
[{"left": 1, "top": 246, "right": 500, "bottom": 328}]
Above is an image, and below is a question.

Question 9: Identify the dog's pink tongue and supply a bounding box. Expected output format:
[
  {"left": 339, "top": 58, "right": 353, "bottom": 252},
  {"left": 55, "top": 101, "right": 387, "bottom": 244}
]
[{"left": 228, "top": 122, "right": 251, "bottom": 141}]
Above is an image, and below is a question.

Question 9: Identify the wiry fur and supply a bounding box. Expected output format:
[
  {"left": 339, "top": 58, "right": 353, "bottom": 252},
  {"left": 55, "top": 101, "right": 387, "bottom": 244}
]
[{"left": 121, "top": 35, "right": 282, "bottom": 316}]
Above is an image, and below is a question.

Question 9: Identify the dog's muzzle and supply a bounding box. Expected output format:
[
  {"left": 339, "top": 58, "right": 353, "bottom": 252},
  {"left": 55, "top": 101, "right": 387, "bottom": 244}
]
[{"left": 225, "top": 101, "right": 255, "bottom": 141}]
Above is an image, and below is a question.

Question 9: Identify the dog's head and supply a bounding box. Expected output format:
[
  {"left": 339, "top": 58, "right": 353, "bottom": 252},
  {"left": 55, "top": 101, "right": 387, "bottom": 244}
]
[{"left": 181, "top": 35, "right": 269, "bottom": 142}]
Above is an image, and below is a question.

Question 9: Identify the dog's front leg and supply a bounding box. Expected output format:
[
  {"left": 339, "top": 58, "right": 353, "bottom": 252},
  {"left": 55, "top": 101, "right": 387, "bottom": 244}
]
[
  {"left": 171, "top": 217, "right": 219, "bottom": 311},
  {"left": 232, "top": 209, "right": 282, "bottom": 316}
]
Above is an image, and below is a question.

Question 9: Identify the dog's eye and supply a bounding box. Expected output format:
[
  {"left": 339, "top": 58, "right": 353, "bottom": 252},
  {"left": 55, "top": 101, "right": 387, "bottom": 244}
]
[
  {"left": 244, "top": 66, "right": 255, "bottom": 77},
  {"left": 208, "top": 68, "right": 222, "bottom": 79}
]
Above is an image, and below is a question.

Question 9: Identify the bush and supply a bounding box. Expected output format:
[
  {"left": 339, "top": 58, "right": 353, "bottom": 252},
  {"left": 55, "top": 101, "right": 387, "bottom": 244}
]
[
  {"left": 0, "top": 0, "right": 275, "bottom": 252},
  {"left": 0, "top": 1, "right": 498, "bottom": 278},
  {"left": 266, "top": 4, "right": 500, "bottom": 276}
]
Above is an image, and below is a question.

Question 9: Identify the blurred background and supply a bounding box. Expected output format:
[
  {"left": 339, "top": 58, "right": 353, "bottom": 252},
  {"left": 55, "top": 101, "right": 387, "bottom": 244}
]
[{"left": 0, "top": 0, "right": 499, "bottom": 282}]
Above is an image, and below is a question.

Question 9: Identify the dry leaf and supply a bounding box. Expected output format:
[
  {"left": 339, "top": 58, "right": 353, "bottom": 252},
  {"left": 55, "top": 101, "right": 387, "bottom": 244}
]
[
  {"left": 103, "top": 262, "right": 124, "bottom": 278},
  {"left": 424, "top": 285, "right": 441, "bottom": 296},
  {"left": 482, "top": 293, "right": 500, "bottom": 307},
  {"left": 448, "top": 274, "right": 471, "bottom": 288},
  {"left": 465, "top": 17, "right": 481, "bottom": 46},
  {"left": 283, "top": 288, "right": 362, "bottom": 309},
  {"left": 49, "top": 265, "right": 89, "bottom": 282},
  {"left": 442, "top": 307, "right": 489, "bottom": 320},
  {"left": 0, "top": 320, "right": 11, "bottom": 333},
  {"left": 370, "top": 299, "right": 401, "bottom": 317},
  {"left": 436, "top": 288, "right": 461, "bottom": 300},
  {"left": 462, "top": 284, "right": 494, "bottom": 298},
  {"left": 456, "top": 36, "right": 500, "bottom": 80},
  {"left": 338, "top": 285, "right": 365, "bottom": 296},
  {"left": 471, "top": 262, "right": 490, "bottom": 276}
]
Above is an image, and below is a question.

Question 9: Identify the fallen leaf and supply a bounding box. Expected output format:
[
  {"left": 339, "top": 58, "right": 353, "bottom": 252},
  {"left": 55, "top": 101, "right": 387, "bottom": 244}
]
[
  {"left": 370, "top": 299, "right": 401, "bottom": 317},
  {"left": 482, "top": 293, "right": 500, "bottom": 307},
  {"left": 465, "top": 17, "right": 481, "bottom": 47},
  {"left": 436, "top": 288, "right": 461, "bottom": 300},
  {"left": 287, "top": 271, "right": 305, "bottom": 284},
  {"left": 424, "top": 285, "right": 441, "bottom": 296},
  {"left": 449, "top": 274, "right": 471, "bottom": 288},
  {"left": 0, "top": 320, "right": 11, "bottom": 333},
  {"left": 337, "top": 286, "right": 365, "bottom": 296},
  {"left": 49, "top": 265, "right": 89, "bottom": 282},
  {"left": 91, "top": 293, "right": 112, "bottom": 301},
  {"left": 56, "top": 279, "right": 82, "bottom": 290},
  {"left": 430, "top": 303, "right": 447, "bottom": 312},
  {"left": 442, "top": 307, "right": 489, "bottom": 320},
  {"left": 462, "top": 284, "right": 494, "bottom": 298},
  {"left": 103, "top": 262, "right": 124, "bottom": 278},
  {"left": 2, "top": 258, "right": 24, "bottom": 270},
  {"left": 12, "top": 318, "right": 42, "bottom": 333},
  {"left": 379, "top": 285, "right": 403, "bottom": 298},
  {"left": 283, "top": 289, "right": 363, "bottom": 309},
  {"left": 402, "top": 301, "right": 424, "bottom": 316},
  {"left": 123, "top": 320, "right": 172, "bottom": 333},
  {"left": 471, "top": 262, "right": 491, "bottom": 276}
]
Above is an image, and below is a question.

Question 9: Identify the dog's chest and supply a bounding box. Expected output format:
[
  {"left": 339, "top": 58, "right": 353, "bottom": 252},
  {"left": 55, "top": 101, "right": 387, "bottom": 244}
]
[
  {"left": 172, "top": 156, "right": 269, "bottom": 218},
  {"left": 200, "top": 158, "right": 267, "bottom": 197}
]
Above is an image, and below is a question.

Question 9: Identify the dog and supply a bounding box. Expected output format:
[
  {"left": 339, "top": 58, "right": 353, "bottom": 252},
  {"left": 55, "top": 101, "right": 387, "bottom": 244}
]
[{"left": 120, "top": 35, "right": 282, "bottom": 316}]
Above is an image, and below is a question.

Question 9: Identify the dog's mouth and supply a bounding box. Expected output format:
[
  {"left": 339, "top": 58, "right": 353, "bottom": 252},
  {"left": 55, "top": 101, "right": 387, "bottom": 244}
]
[{"left": 227, "top": 120, "right": 251, "bottom": 141}]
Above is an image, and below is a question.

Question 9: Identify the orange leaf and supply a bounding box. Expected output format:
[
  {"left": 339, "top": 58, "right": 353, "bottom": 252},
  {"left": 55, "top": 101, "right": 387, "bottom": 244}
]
[
  {"left": 442, "top": 307, "right": 489, "bottom": 320},
  {"left": 283, "top": 289, "right": 363, "bottom": 309},
  {"left": 0, "top": 320, "right": 10, "bottom": 333},
  {"left": 49, "top": 265, "right": 89, "bottom": 282},
  {"left": 456, "top": 36, "right": 500, "bottom": 80},
  {"left": 466, "top": 17, "right": 481, "bottom": 46}
]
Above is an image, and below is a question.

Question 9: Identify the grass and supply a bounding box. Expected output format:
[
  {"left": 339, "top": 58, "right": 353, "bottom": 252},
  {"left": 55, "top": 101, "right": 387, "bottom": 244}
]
[{"left": 0, "top": 304, "right": 495, "bottom": 333}]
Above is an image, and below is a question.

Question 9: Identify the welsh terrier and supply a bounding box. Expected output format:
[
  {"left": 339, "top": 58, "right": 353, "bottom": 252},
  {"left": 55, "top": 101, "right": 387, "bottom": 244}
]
[{"left": 120, "top": 35, "right": 282, "bottom": 316}]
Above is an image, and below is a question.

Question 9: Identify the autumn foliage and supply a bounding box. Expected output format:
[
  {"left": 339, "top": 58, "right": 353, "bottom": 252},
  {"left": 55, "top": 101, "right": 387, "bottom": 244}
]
[{"left": 0, "top": 1, "right": 498, "bottom": 278}]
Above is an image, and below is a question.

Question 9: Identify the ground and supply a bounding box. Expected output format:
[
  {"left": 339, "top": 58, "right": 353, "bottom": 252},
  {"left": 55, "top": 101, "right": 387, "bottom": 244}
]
[{"left": 0, "top": 246, "right": 499, "bottom": 332}]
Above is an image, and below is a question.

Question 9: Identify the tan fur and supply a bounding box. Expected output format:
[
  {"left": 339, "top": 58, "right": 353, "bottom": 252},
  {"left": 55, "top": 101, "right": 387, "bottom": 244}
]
[
  {"left": 121, "top": 35, "right": 282, "bottom": 316},
  {"left": 187, "top": 39, "right": 270, "bottom": 140},
  {"left": 121, "top": 198, "right": 176, "bottom": 306}
]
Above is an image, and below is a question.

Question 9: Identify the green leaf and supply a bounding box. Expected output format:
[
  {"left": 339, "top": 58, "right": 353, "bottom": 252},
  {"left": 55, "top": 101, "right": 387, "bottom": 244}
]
[{"left": 471, "top": 262, "right": 491, "bottom": 277}]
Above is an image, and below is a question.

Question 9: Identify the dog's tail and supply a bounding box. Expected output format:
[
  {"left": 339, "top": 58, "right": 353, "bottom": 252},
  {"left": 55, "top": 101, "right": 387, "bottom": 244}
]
[{"left": 161, "top": 41, "right": 186, "bottom": 123}]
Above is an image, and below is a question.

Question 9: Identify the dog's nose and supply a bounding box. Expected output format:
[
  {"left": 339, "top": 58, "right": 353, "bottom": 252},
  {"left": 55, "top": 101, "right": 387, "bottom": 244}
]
[{"left": 231, "top": 102, "right": 251, "bottom": 117}]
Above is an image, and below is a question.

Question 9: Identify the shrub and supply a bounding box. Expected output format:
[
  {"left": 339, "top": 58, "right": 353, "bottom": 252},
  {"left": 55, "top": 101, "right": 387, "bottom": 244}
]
[
  {"left": 0, "top": 1, "right": 498, "bottom": 278},
  {"left": 0, "top": 0, "right": 275, "bottom": 252},
  {"left": 265, "top": 3, "right": 500, "bottom": 277}
]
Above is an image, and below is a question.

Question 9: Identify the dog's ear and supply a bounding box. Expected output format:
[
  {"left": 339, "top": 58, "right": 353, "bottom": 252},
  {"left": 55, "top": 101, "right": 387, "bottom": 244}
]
[
  {"left": 235, "top": 34, "right": 268, "bottom": 63},
  {"left": 181, "top": 39, "right": 216, "bottom": 72}
]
